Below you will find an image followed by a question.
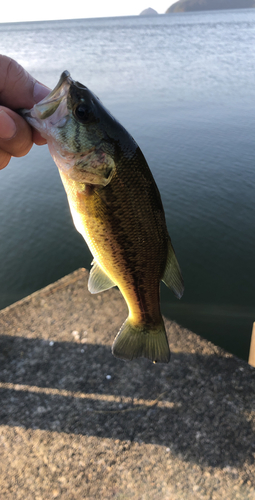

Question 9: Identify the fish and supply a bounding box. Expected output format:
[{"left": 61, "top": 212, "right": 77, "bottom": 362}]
[{"left": 20, "top": 71, "right": 184, "bottom": 363}]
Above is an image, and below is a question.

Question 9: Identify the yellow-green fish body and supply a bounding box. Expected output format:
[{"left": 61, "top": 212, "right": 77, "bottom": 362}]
[{"left": 21, "top": 71, "right": 184, "bottom": 363}]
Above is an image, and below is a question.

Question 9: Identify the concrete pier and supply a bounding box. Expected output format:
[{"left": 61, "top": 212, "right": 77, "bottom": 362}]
[{"left": 0, "top": 268, "right": 254, "bottom": 499}]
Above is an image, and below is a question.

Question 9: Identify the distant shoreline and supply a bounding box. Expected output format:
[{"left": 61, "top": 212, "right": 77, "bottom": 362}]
[
  {"left": 1, "top": 6, "right": 255, "bottom": 25},
  {"left": 166, "top": 0, "right": 255, "bottom": 14}
]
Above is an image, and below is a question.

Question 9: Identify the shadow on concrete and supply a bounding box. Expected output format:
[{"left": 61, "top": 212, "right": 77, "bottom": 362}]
[{"left": 0, "top": 335, "right": 254, "bottom": 469}]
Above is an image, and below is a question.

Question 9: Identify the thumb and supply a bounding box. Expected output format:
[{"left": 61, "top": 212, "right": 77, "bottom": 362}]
[{"left": 0, "top": 55, "right": 50, "bottom": 109}]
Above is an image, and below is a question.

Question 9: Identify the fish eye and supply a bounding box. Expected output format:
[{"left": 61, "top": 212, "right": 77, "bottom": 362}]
[{"left": 74, "top": 103, "right": 92, "bottom": 123}]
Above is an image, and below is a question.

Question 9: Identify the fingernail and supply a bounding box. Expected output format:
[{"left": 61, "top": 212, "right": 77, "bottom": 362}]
[
  {"left": 0, "top": 110, "right": 17, "bottom": 139},
  {"left": 33, "top": 81, "right": 50, "bottom": 103}
]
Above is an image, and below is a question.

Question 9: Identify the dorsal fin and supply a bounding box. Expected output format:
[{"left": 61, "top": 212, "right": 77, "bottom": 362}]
[
  {"left": 162, "top": 239, "right": 184, "bottom": 299},
  {"left": 88, "top": 260, "right": 116, "bottom": 294}
]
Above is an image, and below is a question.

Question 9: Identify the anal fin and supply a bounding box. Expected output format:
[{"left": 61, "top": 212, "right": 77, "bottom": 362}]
[
  {"left": 162, "top": 239, "right": 184, "bottom": 299},
  {"left": 88, "top": 260, "right": 116, "bottom": 294}
]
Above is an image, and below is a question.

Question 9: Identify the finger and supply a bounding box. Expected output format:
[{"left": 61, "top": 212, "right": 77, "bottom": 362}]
[
  {"left": 0, "top": 106, "right": 33, "bottom": 158},
  {"left": 0, "top": 56, "right": 50, "bottom": 147},
  {"left": 0, "top": 55, "right": 50, "bottom": 109},
  {"left": 32, "top": 129, "right": 47, "bottom": 146},
  {"left": 0, "top": 148, "right": 11, "bottom": 170}
]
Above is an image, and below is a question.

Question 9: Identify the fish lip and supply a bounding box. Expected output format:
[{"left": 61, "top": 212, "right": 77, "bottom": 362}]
[
  {"left": 37, "top": 71, "right": 72, "bottom": 107},
  {"left": 19, "top": 109, "right": 32, "bottom": 119},
  {"left": 32, "top": 70, "right": 73, "bottom": 120},
  {"left": 19, "top": 71, "right": 75, "bottom": 135},
  {"left": 52, "top": 70, "right": 71, "bottom": 93}
]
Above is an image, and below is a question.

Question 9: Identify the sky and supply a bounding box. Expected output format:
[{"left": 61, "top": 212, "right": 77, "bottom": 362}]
[{"left": 1, "top": 0, "right": 178, "bottom": 23}]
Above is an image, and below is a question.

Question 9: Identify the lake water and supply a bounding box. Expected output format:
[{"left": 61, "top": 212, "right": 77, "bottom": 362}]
[{"left": 0, "top": 9, "right": 255, "bottom": 360}]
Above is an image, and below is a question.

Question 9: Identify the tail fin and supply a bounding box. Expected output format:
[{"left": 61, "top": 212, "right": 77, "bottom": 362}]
[{"left": 112, "top": 318, "right": 170, "bottom": 363}]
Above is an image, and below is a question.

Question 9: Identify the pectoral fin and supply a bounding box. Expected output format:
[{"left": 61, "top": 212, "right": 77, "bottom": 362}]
[
  {"left": 88, "top": 261, "right": 116, "bottom": 294},
  {"left": 162, "top": 239, "right": 184, "bottom": 299}
]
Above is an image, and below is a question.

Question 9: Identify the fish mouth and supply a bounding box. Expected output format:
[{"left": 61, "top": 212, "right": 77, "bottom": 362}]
[
  {"left": 20, "top": 71, "right": 74, "bottom": 133},
  {"left": 33, "top": 71, "right": 72, "bottom": 120}
]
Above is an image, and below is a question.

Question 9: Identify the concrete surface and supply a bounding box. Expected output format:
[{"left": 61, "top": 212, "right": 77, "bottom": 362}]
[{"left": 0, "top": 268, "right": 254, "bottom": 499}]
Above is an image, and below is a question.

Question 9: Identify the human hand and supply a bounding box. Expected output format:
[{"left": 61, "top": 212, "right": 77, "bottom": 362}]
[{"left": 0, "top": 55, "right": 50, "bottom": 169}]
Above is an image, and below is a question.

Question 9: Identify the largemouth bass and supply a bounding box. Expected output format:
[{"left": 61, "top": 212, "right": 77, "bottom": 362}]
[{"left": 21, "top": 71, "right": 184, "bottom": 363}]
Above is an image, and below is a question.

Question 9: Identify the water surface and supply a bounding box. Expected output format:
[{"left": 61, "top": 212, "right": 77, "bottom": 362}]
[{"left": 0, "top": 10, "right": 255, "bottom": 359}]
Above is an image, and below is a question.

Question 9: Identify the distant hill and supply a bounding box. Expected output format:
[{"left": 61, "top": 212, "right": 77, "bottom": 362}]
[
  {"left": 166, "top": 0, "right": 255, "bottom": 13},
  {"left": 140, "top": 7, "right": 158, "bottom": 15}
]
